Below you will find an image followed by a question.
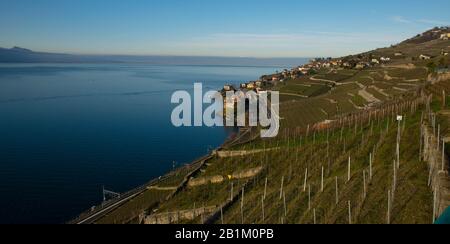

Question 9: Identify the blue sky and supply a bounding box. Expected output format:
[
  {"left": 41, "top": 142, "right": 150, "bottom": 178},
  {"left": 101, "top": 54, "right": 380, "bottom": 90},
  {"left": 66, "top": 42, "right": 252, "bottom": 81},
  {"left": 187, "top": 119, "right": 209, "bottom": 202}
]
[{"left": 1, "top": 0, "right": 449, "bottom": 57}]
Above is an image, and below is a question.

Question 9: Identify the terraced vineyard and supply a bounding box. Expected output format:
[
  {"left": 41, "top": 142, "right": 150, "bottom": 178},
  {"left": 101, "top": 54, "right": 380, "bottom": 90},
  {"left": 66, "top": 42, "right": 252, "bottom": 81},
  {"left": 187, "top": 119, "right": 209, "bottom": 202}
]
[
  {"left": 145, "top": 95, "right": 438, "bottom": 224},
  {"left": 90, "top": 28, "right": 450, "bottom": 224}
]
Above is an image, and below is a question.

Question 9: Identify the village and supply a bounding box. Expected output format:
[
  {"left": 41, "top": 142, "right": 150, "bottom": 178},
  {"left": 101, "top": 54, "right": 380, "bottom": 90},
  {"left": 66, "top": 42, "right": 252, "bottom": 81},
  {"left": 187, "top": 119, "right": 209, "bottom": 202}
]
[{"left": 221, "top": 27, "right": 450, "bottom": 97}]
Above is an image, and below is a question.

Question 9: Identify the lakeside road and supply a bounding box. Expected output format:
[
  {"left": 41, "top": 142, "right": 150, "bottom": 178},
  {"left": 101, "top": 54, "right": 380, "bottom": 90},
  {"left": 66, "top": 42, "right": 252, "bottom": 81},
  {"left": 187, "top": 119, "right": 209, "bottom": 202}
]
[
  {"left": 71, "top": 154, "right": 211, "bottom": 224},
  {"left": 75, "top": 184, "right": 157, "bottom": 224}
]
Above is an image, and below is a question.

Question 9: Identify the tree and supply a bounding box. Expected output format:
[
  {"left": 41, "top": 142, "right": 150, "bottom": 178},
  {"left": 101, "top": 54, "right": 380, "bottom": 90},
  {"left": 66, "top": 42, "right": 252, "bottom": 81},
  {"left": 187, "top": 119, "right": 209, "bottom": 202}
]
[
  {"left": 438, "top": 57, "right": 448, "bottom": 68},
  {"left": 308, "top": 69, "right": 318, "bottom": 76},
  {"left": 426, "top": 61, "right": 437, "bottom": 74}
]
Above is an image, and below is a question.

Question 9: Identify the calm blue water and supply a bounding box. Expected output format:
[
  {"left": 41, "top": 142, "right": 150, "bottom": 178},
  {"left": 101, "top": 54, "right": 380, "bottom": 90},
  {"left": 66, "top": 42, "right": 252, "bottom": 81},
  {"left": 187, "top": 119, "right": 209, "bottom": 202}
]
[{"left": 0, "top": 63, "right": 282, "bottom": 224}]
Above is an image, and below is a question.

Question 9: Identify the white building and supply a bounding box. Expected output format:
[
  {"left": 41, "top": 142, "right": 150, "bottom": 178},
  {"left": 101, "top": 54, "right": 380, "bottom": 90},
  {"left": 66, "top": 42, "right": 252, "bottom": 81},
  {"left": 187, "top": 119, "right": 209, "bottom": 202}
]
[
  {"left": 440, "top": 33, "right": 450, "bottom": 40},
  {"left": 419, "top": 54, "right": 431, "bottom": 60}
]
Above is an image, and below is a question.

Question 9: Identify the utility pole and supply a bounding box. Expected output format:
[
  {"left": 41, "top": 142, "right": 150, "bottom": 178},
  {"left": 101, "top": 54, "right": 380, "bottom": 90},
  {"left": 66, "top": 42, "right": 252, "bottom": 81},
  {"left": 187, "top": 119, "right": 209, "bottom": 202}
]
[
  {"left": 280, "top": 176, "right": 284, "bottom": 200},
  {"left": 230, "top": 183, "right": 234, "bottom": 202},
  {"left": 264, "top": 177, "right": 268, "bottom": 200},
  {"left": 335, "top": 177, "right": 339, "bottom": 205},
  {"left": 437, "top": 125, "right": 441, "bottom": 152},
  {"left": 348, "top": 157, "right": 351, "bottom": 182},
  {"left": 321, "top": 166, "right": 324, "bottom": 192},
  {"left": 442, "top": 140, "right": 446, "bottom": 172},
  {"left": 363, "top": 170, "right": 367, "bottom": 199},
  {"left": 308, "top": 185, "right": 311, "bottom": 211},
  {"left": 261, "top": 196, "right": 265, "bottom": 223},
  {"left": 313, "top": 209, "right": 316, "bottom": 225},
  {"left": 443, "top": 90, "right": 446, "bottom": 108},
  {"left": 387, "top": 190, "right": 391, "bottom": 224},
  {"left": 348, "top": 201, "right": 352, "bottom": 225},
  {"left": 396, "top": 115, "right": 403, "bottom": 169},
  {"left": 303, "top": 168, "right": 308, "bottom": 192}
]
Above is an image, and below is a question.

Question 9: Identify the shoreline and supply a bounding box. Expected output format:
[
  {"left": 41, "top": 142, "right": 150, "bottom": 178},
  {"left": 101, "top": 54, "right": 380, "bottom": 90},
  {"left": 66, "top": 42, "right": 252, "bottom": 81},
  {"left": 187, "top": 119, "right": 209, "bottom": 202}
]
[{"left": 70, "top": 125, "right": 249, "bottom": 224}]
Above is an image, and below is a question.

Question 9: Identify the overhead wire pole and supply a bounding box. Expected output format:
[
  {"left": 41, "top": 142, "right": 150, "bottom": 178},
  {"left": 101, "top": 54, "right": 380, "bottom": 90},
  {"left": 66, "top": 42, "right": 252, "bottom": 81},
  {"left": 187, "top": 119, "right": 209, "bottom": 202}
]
[
  {"left": 102, "top": 186, "right": 121, "bottom": 202},
  {"left": 102, "top": 185, "right": 105, "bottom": 202},
  {"left": 396, "top": 115, "right": 403, "bottom": 169},
  {"left": 442, "top": 139, "right": 446, "bottom": 172}
]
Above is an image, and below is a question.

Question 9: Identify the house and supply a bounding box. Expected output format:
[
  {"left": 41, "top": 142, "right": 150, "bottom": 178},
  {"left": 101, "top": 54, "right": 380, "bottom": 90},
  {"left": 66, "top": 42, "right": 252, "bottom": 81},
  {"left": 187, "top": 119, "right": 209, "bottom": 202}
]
[
  {"left": 298, "top": 67, "right": 310, "bottom": 75},
  {"left": 440, "top": 33, "right": 450, "bottom": 40},
  {"left": 371, "top": 59, "right": 380, "bottom": 64},
  {"left": 322, "top": 62, "right": 331, "bottom": 68},
  {"left": 257, "top": 89, "right": 268, "bottom": 96},
  {"left": 255, "top": 81, "right": 262, "bottom": 87},
  {"left": 355, "top": 62, "right": 369, "bottom": 69},
  {"left": 223, "top": 85, "right": 236, "bottom": 92},
  {"left": 272, "top": 76, "right": 280, "bottom": 82},
  {"left": 246, "top": 82, "right": 256, "bottom": 89},
  {"left": 380, "top": 57, "right": 391, "bottom": 62},
  {"left": 240, "top": 83, "right": 247, "bottom": 89},
  {"left": 394, "top": 52, "right": 404, "bottom": 57},
  {"left": 331, "top": 60, "right": 342, "bottom": 66},
  {"left": 419, "top": 54, "right": 432, "bottom": 60},
  {"left": 343, "top": 62, "right": 352, "bottom": 68}
]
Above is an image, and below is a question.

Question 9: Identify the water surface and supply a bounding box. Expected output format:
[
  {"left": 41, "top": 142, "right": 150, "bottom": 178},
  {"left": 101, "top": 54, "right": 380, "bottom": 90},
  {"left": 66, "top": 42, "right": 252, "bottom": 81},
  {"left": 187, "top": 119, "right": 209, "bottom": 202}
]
[{"left": 0, "top": 63, "right": 283, "bottom": 223}]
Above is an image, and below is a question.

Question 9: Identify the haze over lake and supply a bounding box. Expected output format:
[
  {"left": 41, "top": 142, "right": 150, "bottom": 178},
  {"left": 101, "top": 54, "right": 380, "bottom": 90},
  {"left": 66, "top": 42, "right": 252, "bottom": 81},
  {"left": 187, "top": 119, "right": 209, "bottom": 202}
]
[{"left": 0, "top": 61, "right": 306, "bottom": 224}]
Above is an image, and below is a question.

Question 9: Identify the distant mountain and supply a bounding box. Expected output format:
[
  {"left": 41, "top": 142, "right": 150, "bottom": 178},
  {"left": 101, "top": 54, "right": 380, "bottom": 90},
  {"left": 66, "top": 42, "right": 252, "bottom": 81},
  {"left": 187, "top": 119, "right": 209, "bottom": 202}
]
[
  {"left": 0, "top": 47, "right": 112, "bottom": 63},
  {"left": 0, "top": 47, "right": 308, "bottom": 67}
]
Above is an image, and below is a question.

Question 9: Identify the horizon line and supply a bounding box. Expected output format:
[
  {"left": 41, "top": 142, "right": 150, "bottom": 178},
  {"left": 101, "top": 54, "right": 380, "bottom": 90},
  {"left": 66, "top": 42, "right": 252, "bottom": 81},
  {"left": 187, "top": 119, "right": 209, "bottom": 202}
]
[{"left": 1, "top": 46, "right": 314, "bottom": 59}]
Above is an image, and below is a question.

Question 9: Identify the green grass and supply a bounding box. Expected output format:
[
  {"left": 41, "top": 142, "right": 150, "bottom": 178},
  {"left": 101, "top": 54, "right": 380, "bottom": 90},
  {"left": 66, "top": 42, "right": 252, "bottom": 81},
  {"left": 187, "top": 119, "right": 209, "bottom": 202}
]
[
  {"left": 143, "top": 95, "right": 433, "bottom": 224},
  {"left": 315, "top": 73, "right": 353, "bottom": 82},
  {"left": 351, "top": 94, "right": 367, "bottom": 107},
  {"left": 279, "top": 83, "right": 330, "bottom": 97},
  {"left": 214, "top": 107, "right": 432, "bottom": 224}
]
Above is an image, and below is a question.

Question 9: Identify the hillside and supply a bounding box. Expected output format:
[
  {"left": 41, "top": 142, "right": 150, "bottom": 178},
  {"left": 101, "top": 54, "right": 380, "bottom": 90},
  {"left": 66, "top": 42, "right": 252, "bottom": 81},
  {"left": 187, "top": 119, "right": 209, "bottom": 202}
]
[{"left": 74, "top": 28, "right": 450, "bottom": 224}]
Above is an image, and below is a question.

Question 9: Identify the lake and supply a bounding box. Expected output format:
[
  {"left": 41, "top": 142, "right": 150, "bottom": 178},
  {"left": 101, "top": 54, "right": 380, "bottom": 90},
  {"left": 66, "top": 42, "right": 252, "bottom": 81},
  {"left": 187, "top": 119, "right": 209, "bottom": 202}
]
[{"left": 0, "top": 63, "right": 289, "bottom": 224}]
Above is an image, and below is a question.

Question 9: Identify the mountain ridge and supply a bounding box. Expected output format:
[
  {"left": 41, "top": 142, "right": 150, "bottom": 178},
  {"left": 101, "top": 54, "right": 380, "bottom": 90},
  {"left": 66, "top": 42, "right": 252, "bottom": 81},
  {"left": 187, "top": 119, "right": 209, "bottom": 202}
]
[{"left": 0, "top": 46, "right": 309, "bottom": 67}]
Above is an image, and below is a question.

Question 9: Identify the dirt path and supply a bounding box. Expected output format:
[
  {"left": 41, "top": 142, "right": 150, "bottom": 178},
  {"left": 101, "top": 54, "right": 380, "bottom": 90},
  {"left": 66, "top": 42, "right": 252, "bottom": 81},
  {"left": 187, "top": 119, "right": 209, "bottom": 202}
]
[
  {"left": 369, "top": 85, "right": 390, "bottom": 97},
  {"left": 310, "top": 75, "right": 337, "bottom": 85},
  {"left": 358, "top": 89, "right": 381, "bottom": 103},
  {"left": 393, "top": 87, "right": 408, "bottom": 92},
  {"left": 280, "top": 92, "right": 309, "bottom": 98},
  {"left": 294, "top": 84, "right": 312, "bottom": 87},
  {"left": 348, "top": 99, "right": 365, "bottom": 110},
  {"left": 383, "top": 63, "right": 417, "bottom": 70}
]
